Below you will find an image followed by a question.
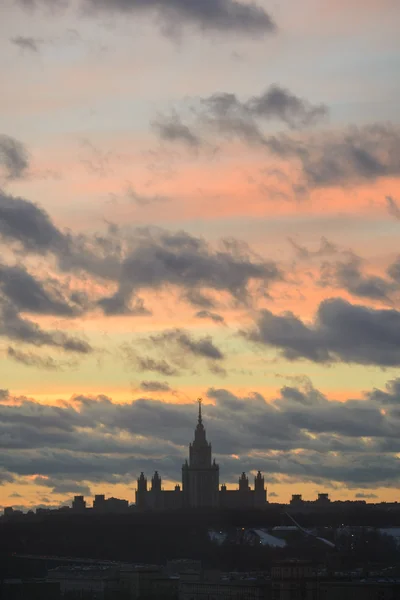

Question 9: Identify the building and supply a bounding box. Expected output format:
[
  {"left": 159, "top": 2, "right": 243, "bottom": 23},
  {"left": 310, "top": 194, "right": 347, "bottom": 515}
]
[
  {"left": 93, "top": 494, "right": 129, "bottom": 513},
  {"left": 270, "top": 560, "right": 320, "bottom": 600},
  {"left": 72, "top": 495, "right": 86, "bottom": 512},
  {"left": 135, "top": 400, "right": 267, "bottom": 510}
]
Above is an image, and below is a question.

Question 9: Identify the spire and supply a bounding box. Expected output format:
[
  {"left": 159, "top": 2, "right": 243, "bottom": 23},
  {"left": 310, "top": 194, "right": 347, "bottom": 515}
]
[{"left": 197, "top": 397, "right": 203, "bottom": 425}]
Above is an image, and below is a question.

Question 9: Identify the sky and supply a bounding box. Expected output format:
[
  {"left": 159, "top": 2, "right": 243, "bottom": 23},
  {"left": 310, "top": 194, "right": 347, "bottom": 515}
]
[{"left": 1, "top": 0, "right": 400, "bottom": 511}]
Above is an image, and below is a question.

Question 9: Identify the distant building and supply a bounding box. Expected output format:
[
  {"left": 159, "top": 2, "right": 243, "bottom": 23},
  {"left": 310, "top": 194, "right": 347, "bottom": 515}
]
[
  {"left": 72, "top": 495, "right": 86, "bottom": 512},
  {"left": 93, "top": 495, "right": 129, "bottom": 513},
  {"left": 136, "top": 400, "right": 267, "bottom": 510}
]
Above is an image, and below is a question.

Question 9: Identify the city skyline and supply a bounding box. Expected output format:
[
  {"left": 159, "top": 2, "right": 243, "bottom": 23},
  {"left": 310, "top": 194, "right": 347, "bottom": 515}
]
[{"left": 1, "top": 0, "right": 400, "bottom": 511}]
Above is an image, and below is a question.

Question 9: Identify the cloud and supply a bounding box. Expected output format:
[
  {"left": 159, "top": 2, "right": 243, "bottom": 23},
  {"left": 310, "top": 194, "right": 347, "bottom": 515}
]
[
  {"left": 319, "top": 254, "right": 397, "bottom": 302},
  {"left": 152, "top": 114, "right": 201, "bottom": 147},
  {"left": 11, "top": 36, "right": 41, "bottom": 52},
  {"left": 149, "top": 328, "right": 224, "bottom": 361},
  {"left": 0, "top": 191, "right": 64, "bottom": 253},
  {"left": 0, "top": 135, "right": 30, "bottom": 180},
  {"left": 201, "top": 85, "right": 327, "bottom": 131},
  {"left": 0, "top": 470, "right": 15, "bottom": 485},
  {"left": 1, "top": 194, "right": 281, "bottom": 316},
  {"left": 34, "top": 476, "right": 91, "bottom": 496},
  {"left": 288, "top": 237, "right": 338, "bottom": 260},
  {"left": 7, "top": 347, "right": 75, "bottom": 371},
  {"left": 0, "top": 300, "right": 92, "bottom": 353},
  {"left": 245, "top": 298, "right": 400, "bottom": 366},
  {"left": 267, "top": 124, "right": 400, "bottom": 189},
  {"left": 355, "top": 492, "right": 378, "bottom": 499},
  {"left": 386, "top": 195, "right": 400, "bottom": 220},
  {"left": 139, "top": 381, "right": 171, "bottom": 392},
  {"left": 2, "top": 378, "right": 400, "bottom": 489},
  {"left": 134, "top": 355, "right": 179, "bottom": 377},
  {"left": 0, "top": 264, "right": 81, "bottom": 316},
  {"left": 124, "top": 185, "right": 170, "bottom": 207},
  {"left": 18, "top": 0, "right": 276, "bottom": 37},
  {"left": 195, "top": 310, "right": 225, "bottom": 323},
  {"left": 154, "top": 85, "right": 326, "bottom": 147}
]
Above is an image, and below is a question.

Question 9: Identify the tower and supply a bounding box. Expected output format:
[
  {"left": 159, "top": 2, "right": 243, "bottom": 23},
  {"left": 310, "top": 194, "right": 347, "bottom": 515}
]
[
  {"left": 254, "top": 470, "right": 267, "bottom": 507},
  {"left": 182, "top": 399, "right": 219, "bottom": 508},
  {"left": 239, "top": 472, "right": 250, "bottom": 492},
  {"left": 135, "top": 472, "right": 148, "bottom": 509}
]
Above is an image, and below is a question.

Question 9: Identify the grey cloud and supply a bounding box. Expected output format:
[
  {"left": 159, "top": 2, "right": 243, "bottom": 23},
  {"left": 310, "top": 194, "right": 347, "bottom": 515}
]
[
  {"left": 19, "top": 0, "right": 276, "bottom": 36},
  {"left": 3, "top": 380, "right": 400, "bottom": 488},
  {"left": 0, "top": 191, "right": 64, "bottom": 253},
  {"left": 149, "top": 328, "right": 224, "bottom": 361},
  {"left": 84, "top": 0, "right": 276, "bottom": 36},
  {"left": 386, "top": 195, "right": 400, "bottom": 220},
  {"left": 0, "top": 264, "right": 80, "bottom": 316},
  {"left": 34, "top": 476, "right": 91, "bottom": 496},
  {"left": 1, "top": 194, "right": 281, "bottom": 312},
  {"left": 202, "top": 85, "right": 327, "bottom": 131},
  {"left": 195, "top": 310, "right": 225, "bottom": 323},
  {"left": 355, "top": 492, "right": 378, "bottom": 499},
  {"left": 288, "top": 237, "right": 338, "bottom": 260},
  {"left": 153, "top": 85, "right": 326, "bottom": 148},
  {"left": 246, "top": 298, "right": 400, "bottom": 366},
  {"left": 123, "top": 351, "right": 179, "bottom": 377},
  {"left": 152, "top": 115, "right": 201, "bottom": 147},
  {"left": 11, "top": 36, "right": 41, "bottom": 52},
  {"left": 247, "top": 85, "right": 327, "bottom": 128},
  {"left": 267, "top": 124, "right": 400, "bottom": 189},
  {"left": 124, "top": 185, "right": 170, "bottom": 207},
  {"left": 98, "top": 229, "right": 280, "bottom": 312},
  {"left": 0, "top": 470, "right": 15, "bottom": 485},
  {"left": 319, "top": 254, "right": 397, "bottom": 302},
  {"left": 0, "top": 300, "right": 92, "bottom": 354},
  {"left": 0, "top": 135, "right": 30, "bottom": 180},
  {"left": 7, "top": 347, "right": 75, "bottom": 371},
  {"left": 139, "top": 381, "right": 171, "bottom": 392}
]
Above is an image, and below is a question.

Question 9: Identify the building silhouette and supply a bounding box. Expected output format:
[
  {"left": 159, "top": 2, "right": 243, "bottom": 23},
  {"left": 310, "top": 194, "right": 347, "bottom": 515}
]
[{"left": 136, "top": 400, "right": 267, "bottom": 510}]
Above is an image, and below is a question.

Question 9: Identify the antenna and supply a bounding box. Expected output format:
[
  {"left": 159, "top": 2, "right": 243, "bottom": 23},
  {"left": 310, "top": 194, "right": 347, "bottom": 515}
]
[{"left": 197, "top": 397, "right": 203, "bottom": 423}]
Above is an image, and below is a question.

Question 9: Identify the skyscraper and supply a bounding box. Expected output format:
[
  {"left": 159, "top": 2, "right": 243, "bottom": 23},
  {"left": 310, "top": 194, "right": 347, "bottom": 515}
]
[
  {"left": 135, "top": 400, "right": 267, "bottom": 510},
  {"left": 182, "top": 399, "right": 219, "bottom": 508}
]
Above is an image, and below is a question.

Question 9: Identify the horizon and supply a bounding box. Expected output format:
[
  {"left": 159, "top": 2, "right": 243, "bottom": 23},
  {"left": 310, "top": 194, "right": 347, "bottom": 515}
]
[{"left": 1, "top": 0, "right": 400, "bottom": 512}]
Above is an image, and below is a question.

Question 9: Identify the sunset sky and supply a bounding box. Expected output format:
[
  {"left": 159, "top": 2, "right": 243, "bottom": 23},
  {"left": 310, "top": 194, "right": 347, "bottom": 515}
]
[{"left": 1, "top": 0, "right": 400, "bottom": 510}]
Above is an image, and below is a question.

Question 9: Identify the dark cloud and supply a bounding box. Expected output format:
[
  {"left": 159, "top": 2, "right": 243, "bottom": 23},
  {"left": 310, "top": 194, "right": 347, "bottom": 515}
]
[
  {"left": 84, "top": 0, "right": 276, "bottom": 36},
  {"left": 0, "top": 300, "right": 92, "bottom": 353},
  {"left": 18, "top": 0, "right": 276, "bottom": 37},
  {"left": 245, "top": 298, "right": 400, "bottom": 366},
  {"left": 386, "top": 195, "right": 400, "bottom": 220},
  {"left": 2, "top": 379, "right": 400, "bottom": 489},
  {"left": 7, "top": 347, "right": 75, "bottom": 371},
  {"left": 201, "top": 85, "right": 327, "bottom": 131},
  {"left": 0, "top": 191, "right": 64, "bottom": 253},
  {"left": 34, "top": 476, "right": 91, "bottom": 496},
  {"left": 139, "top": 381, "right": 171, "bottom": 393},
  {"left": 195, "top": 310, "right": 225, "bottom": 323},
  {"left": 0, "top": 470, "right": 15, "bottom": 485},
  {"left": 0, "top": 263, "right": 81, "bottom": 316},
  {"left": 155, "top": 85, "right": 326, "bottom": 147},
  {"left": 148, "top": 328, "right": 224, "bottom": 361},
  {"left": 125, "top": 352, "right": 179, "bottom": 377},
  {"left": 0, "top": 135, "right": 30, "bottom": 180},
  {"left": 267, "top": 124, "right": 400, "bottom": 189},
  {"left": 98, "top": 229, "right": 280, "bottom": 313},
  {"left": 152, "top": 114, "right": 201, "bottom": 147},
  {"left": 11, "top": 36, "right": 40, "bottom": 52},
  {"left": 319, "top": 254, "right": 397, "bottom": 302}
]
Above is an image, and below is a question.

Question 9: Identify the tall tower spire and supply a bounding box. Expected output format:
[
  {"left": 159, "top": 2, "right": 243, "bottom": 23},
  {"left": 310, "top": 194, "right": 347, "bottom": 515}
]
[{"left": 198, "top": 397, "right": 202, "bottom": 425}]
